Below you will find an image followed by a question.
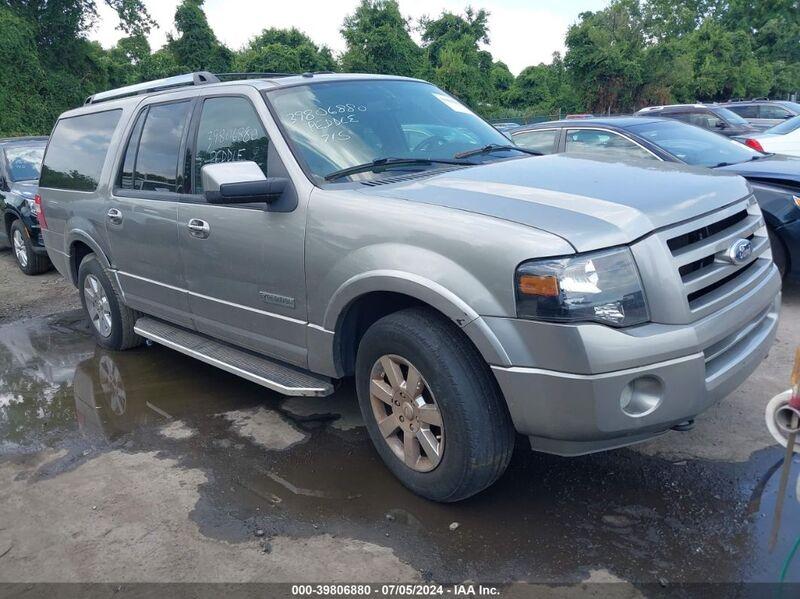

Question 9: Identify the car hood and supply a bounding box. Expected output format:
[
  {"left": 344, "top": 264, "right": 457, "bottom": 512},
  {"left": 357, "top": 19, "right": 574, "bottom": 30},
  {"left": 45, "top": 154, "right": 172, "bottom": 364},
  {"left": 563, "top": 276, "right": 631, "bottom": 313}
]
[
  {"left": 8, "top": 179, "right": 38, "bottom": 199},
  {"left": 359, "top": 154, "right": 752, "bottom": 252},
  {"left": 715, "top": 154, "right": 800, "bottom": 190}
]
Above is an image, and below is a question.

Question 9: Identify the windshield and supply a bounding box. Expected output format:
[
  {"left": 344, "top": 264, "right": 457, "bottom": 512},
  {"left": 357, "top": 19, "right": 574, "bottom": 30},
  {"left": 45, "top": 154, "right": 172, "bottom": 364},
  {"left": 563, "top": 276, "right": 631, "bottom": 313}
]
[
  {"left": 5, "top": 145, "right": 44, "bottom": 181},
  {"left": 781, "top": 101, "right": 800, "bottom": 113},
  {"left": 627, "top": 120, "right": 761, "bottom": 167},
  {"left": 711, "top": 106, "right": 749, "bottom": 126},
  {"left": 267, "top": 80, "right": 514, "bottom": 182},
  {"left": 766, "top": 114, "right": 800, "bottom": 135}
]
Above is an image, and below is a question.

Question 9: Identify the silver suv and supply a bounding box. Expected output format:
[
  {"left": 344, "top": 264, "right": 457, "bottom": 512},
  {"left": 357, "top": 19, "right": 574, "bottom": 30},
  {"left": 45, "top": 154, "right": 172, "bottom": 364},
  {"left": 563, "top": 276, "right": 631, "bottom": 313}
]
[{"left": 39, "top": 72, "right": 781, "bottom": 501}]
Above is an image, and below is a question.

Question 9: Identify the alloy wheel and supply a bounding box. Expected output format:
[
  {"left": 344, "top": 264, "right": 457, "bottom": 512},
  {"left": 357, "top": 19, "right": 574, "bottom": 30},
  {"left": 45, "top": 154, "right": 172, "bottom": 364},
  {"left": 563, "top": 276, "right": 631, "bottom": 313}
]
[
  {"left": 84, "top": 274, "right": 113, "bottom": 338},
  {"left": 12, "top": 229, "right": 28, "bottom": 268},
  {"left": 369, "top": 354, "right": 444, "bottom": 472}
]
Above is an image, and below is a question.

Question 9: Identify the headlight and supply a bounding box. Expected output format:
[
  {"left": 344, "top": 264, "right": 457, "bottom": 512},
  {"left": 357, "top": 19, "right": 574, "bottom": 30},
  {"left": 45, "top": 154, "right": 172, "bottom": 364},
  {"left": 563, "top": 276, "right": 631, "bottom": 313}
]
[{"left": 515, "top": 247, "right": 649, "bottom": 327}]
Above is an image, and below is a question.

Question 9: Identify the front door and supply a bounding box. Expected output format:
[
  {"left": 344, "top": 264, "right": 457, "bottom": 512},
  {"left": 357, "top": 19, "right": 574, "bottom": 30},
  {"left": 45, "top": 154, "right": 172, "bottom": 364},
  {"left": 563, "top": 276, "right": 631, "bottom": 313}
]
[
  {"left": 107, "top": 99, "right": 194, "bottom": 328},
  {"left": 178, "top": 94, "right": 308, "bottom": 367}
]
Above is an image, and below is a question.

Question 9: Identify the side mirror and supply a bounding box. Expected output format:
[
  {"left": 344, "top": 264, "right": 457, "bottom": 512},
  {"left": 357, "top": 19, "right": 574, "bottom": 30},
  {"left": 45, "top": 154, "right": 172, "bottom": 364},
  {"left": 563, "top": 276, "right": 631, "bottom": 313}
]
[
  {"left": 715, "top": 121, "right": 727, "bottom": 129},
  {"left": 201, "top": 161, "right": 288, "bottom": 204}
]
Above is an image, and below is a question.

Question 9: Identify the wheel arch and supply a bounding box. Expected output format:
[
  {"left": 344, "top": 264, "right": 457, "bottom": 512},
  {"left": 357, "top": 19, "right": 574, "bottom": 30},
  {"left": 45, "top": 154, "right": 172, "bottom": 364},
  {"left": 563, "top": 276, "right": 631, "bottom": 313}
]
[
  {"left": 322, "top": 272, "right": 511, "bottom": 377},
  {"left": 66, "top": 230, "right": 112, "bottom": 286},
  {"left": 3, "top": 208, "right": 20, "bottom": 239}
]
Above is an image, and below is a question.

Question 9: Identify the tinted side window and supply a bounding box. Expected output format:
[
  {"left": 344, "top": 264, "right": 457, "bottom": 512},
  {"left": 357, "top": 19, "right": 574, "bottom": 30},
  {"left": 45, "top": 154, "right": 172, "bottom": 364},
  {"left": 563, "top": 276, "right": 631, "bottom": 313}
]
[
  {"left": 40, "top": 110, "right": 121, "bottom": 191},
  {"left": 728, "top": 104, "right": 758, "bottom": 118},
  {"left": 118, "top": 109, "right": 147, "bottom": 189},
  {"left": 675, "top": 111, "right": 722, "bottom": 129},
  {"left": 760, "top": 105, "right": 791, "bottom": 119},
  {"left": 512, "top": 130, "right": 558, "bottom": 154},
  {"left": 565, "top": 129, "right": 655, "bottom": 161},
  {"left": 133, "top": 101, "right": 191, "bottom": 193},
  {"left": 194, "top": 96, "right": 269, "bottom": 193}
]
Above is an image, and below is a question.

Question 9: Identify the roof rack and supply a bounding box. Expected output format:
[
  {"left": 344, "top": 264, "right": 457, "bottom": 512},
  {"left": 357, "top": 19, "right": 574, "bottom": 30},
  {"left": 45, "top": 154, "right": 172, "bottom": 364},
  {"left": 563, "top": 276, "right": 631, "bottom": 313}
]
[
  {"left": 85, "top": 71, "right": 219, "bottom": 105},
  {"left": 215, "top": 72, "right": 297, "bottom": 80},
  {"left": 214, "top": 71, "right": 335, "bottom": 80}
]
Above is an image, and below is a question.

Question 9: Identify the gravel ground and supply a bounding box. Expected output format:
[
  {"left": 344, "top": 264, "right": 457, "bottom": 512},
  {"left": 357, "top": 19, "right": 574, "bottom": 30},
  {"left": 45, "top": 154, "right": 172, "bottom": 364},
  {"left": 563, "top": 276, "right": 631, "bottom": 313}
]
[{"left": 0, "top": 248, "right": 80, "bottom": 324}]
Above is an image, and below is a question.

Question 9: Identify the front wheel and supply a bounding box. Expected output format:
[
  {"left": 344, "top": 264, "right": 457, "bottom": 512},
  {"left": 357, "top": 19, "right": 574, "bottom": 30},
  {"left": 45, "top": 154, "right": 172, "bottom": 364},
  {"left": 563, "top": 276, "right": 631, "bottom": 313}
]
[{"left": 355, "top": 307, "right": 515, "bottom": 502}]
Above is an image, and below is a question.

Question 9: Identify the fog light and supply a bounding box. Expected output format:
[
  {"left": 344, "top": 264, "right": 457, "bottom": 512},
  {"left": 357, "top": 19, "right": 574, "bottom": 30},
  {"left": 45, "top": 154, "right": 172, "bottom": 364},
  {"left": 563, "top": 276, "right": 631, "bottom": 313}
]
[{"left": 620, "top": 376, "right": 663, "bottom": 417}]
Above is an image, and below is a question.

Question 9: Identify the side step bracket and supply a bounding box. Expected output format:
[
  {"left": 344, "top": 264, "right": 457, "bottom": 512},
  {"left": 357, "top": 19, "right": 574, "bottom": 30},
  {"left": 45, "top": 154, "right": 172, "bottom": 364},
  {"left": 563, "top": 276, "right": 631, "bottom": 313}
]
[{"left": 134, "top": 317, "right": 334, "bottom": 397}]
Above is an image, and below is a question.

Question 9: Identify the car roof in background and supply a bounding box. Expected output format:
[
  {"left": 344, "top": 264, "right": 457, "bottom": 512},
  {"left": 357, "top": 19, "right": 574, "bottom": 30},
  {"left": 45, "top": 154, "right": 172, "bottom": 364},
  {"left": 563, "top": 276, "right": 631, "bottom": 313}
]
[
  {"left": 0, "top": 136, "right": 49, "bottom": 147},
  {"left": 510, "top": 116, "right": 668, "bottom": 132}
]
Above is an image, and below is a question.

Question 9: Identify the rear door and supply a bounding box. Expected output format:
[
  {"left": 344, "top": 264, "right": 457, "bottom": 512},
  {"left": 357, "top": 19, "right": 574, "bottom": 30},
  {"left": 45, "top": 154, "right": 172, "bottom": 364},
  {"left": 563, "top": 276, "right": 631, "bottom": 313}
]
[
  {"left": 107, "top": 99, "right": 194, "bottom": 327},
  {"left": 177, "top": 92, "right": 308, "bottom": 367},
  {"left": 758, "top": 104, "right": 793, "bottom": 130}
]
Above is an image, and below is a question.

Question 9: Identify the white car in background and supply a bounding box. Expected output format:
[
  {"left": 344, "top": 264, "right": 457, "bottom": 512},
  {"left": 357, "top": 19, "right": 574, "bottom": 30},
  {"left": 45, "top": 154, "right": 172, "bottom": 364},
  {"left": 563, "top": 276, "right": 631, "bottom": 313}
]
[{"left": 743, "top": 115, "right": 800, "bottom": 156}]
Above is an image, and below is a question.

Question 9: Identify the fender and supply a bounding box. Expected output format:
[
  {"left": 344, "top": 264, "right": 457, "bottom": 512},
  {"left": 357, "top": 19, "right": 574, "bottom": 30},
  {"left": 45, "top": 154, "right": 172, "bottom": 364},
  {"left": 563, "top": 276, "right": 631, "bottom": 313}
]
[
  {"left": 65, "top": 229, "right": 113, "bottom": 284},
  {"left": 324, "top": 270, "right": 480, "bottom": 331},
  {"left": 308, "top": 270, "right": 512, "bottom": 377}
]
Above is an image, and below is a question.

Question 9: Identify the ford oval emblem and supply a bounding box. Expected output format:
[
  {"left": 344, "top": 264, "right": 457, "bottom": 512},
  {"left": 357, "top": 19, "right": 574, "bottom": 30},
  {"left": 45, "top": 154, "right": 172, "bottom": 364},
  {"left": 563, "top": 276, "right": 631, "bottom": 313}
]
[{"left": 727, "top": 238, "right": 752, "bottom": 265}]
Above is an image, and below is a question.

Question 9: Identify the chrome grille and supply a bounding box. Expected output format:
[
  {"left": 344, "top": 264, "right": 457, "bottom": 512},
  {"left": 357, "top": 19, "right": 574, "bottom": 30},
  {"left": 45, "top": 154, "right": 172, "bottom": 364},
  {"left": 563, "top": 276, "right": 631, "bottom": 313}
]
[{"left": 661, "top": 195, "right": 772, "bottom": 321}]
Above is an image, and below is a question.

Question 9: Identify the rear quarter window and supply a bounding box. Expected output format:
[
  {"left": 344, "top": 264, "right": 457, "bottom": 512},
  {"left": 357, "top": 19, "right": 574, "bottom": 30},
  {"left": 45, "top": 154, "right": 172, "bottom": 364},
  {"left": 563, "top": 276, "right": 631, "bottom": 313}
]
[{"left": 40, "top": 109, "right": 122, "bottom": 192}]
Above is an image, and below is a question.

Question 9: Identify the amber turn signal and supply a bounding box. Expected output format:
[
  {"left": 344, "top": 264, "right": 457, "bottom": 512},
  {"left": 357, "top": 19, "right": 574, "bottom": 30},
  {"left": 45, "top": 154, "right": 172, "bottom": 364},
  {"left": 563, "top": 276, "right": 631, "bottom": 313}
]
[{"left": 518, "top": 274, "right": 559, "bottom": 297}]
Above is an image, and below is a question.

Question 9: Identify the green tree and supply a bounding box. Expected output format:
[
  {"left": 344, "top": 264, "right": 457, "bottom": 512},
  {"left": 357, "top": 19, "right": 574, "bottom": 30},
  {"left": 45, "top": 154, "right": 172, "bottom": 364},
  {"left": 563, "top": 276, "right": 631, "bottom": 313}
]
[
  {"left": 340, "top": 0, "right": 422, "bottom": 76},
  {"left": 419, "top": 8, "right": 492, "bottom": 107},
  {"left": 167, "top": 0, "right": 231, "bottom": 73},
  {"left": 234, "top": 27, "right": 336, "bottom": 73},
  {"left": 564, "top": 1, "right": 646, "bottom": 113},
  {"left": 5, "top": 0, "right": 155, "bottom": 53},
  {"left": 0, "top": 6, "right": 48, "bottom": 135}
]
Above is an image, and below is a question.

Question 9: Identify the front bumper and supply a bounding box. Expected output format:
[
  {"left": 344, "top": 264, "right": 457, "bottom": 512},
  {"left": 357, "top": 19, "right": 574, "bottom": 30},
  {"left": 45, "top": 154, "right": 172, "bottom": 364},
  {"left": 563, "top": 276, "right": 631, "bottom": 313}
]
[{"left": 486, "top": 265, "right": 781, "bottom": 456}]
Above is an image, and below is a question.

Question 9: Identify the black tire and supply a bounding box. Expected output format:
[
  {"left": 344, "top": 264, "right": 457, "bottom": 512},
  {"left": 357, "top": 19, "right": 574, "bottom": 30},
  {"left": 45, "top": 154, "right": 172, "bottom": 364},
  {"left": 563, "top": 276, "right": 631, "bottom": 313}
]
[
  {"left": 10, "top": 219, "right": 51, "bottom": 275},
  {"left": 78, "top": 254, "right": 144, "bottom": 351},
  {"left": 768, "top": 228, "right": 787, "bottom": 278},
  {"left": 355, "top": 307, "right": 515, "bottom": 502}
]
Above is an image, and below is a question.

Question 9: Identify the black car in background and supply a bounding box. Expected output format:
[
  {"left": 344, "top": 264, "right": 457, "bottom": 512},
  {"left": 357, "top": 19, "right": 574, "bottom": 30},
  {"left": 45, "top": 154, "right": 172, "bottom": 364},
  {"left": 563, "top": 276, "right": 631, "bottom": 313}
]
[
  {"left": 0, "top": 136, "right": 51, "bottom": 274},
  {"left": 635, "top": 104, "right": 758, "bottom": 138},
  {"left": 509, "top": 117, "right": 800, "bottom": 280}
]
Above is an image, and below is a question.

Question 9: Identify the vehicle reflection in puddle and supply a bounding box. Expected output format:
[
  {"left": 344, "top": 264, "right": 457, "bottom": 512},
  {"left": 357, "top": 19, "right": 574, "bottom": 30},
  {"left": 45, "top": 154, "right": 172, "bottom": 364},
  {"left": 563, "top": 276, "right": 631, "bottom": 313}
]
[{"left": 1, "top": 310, "right": 799, "bottom": 583}]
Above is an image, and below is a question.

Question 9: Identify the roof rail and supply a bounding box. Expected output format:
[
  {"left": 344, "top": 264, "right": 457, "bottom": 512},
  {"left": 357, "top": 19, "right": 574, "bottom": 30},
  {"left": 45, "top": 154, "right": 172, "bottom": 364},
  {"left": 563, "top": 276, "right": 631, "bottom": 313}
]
[
  {"left": 85, "top": 71, "right": 220, "bottom": 105},
  {"left": 214, "top": 72, "right": 298, "bottom": 80},
  {"left": 214, "top": 71, "right": 335, "bottom": 81}
]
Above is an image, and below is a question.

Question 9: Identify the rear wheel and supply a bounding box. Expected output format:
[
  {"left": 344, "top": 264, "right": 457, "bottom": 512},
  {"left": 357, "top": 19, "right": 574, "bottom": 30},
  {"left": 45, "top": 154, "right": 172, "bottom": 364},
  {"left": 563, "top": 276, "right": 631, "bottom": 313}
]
[
  {"left": 355, "top": 307, "right": 515, "bottom": 502},
  {"left": 10, "top": 220, "right": 51, "bottom": 275},
  {"left": 768, "top": 228, "right": 787, "bottom": 278},
  {"left": 78, "top": 254, "right": 143, "bottom": 351}
]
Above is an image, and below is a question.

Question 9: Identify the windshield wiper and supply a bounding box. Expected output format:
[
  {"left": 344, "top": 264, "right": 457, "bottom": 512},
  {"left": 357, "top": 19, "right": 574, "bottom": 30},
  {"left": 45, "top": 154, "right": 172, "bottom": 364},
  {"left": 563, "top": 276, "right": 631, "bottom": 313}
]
[
  {"left": 453, "top": 144, "right": 542, "bottom": 159},
  {"left": 324, "top": 157, "right": 474, "bottom": 182}
]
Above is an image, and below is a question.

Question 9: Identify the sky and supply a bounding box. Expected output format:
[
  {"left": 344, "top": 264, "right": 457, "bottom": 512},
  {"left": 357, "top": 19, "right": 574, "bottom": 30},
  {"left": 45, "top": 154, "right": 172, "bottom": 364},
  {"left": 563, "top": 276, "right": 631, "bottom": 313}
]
[{"left": 90, "top": 0, "right": 610, "bottom": 76}]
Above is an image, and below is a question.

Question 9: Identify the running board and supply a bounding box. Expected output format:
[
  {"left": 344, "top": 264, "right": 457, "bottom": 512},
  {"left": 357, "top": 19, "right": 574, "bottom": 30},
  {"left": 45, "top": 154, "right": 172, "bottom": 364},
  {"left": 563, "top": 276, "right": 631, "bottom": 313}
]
[{"left": 134, "top": 317, "right": 334, "bottom": 397}]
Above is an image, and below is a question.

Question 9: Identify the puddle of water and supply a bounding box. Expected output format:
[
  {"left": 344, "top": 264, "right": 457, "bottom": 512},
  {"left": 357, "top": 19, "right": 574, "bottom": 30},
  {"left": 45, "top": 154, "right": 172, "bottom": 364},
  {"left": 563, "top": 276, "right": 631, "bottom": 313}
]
[{"left": 1, "top": 310, "right": 799, "bottom": 583}]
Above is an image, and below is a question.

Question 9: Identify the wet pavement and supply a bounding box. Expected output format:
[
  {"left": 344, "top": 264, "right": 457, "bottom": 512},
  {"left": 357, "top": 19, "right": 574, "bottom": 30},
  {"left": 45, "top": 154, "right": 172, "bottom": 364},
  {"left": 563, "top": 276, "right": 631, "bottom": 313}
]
[{"left": 1, "top": 307, "right": 799, "bottom": 585}]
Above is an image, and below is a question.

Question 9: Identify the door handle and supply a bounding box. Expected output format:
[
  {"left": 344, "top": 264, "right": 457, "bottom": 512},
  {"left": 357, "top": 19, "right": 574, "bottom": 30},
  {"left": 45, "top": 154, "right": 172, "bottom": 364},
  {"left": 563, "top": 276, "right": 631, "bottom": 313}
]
[
  {"left": 107, "top": 208, "right": 123, "bottom": 225},
  {"left": 187, "top": 218, "right": 210, "bottom": 239}
]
